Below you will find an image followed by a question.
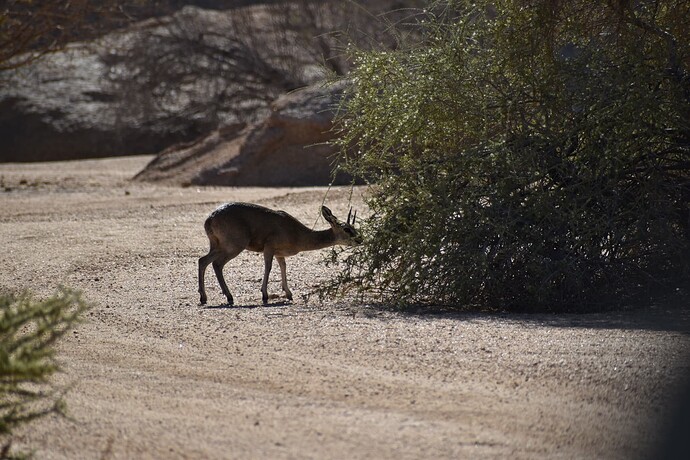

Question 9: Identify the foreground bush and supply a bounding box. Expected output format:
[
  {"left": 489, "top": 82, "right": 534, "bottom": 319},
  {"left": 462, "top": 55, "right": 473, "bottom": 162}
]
[
  {"left": 332, "top": 0, "right": 689, "bottom": 311},
  {"left": 0, "top": 288, "right": 88, "bottom": 456}
]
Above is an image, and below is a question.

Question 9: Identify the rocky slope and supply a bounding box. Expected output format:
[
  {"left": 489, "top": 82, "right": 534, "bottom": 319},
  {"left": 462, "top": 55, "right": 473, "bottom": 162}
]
[{"left": 133, "top": 81, "right": 352, "bottom": 186}]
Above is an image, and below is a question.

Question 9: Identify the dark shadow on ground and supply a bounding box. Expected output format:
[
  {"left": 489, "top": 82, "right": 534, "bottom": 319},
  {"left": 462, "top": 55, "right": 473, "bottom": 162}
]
[
  {"left": 367, "top": 297, "right": 690, "bottom": 334},
  {"left": 202, "top": 300, "right": 292, "bottom": 310}
]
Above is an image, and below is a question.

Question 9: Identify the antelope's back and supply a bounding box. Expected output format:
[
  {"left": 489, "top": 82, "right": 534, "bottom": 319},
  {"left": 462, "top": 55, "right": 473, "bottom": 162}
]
[{"left": 206, "top": 202, "right": 307, "bottom": 244}]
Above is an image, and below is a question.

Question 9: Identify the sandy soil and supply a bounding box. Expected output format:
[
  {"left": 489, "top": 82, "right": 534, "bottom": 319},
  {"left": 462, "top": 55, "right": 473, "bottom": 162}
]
[{"left": 1, "top": 155, "right": 689, "bottom": 459}]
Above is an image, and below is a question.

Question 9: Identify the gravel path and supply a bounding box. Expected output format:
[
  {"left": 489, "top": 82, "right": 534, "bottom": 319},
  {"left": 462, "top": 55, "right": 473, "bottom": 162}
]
[{"left": 1, "top": 156, "right": 688, "bottom": 459}]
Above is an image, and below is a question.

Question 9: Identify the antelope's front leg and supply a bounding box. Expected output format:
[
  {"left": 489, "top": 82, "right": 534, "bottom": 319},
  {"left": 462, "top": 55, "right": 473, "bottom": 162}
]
[{"left": 276, "top": 256, "right": 293, "bottom": 301}]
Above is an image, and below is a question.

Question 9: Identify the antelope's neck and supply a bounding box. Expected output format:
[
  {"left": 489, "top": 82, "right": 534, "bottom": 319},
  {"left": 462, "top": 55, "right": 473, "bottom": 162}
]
[{"left": 307, "top": 229, "right": 336, "bottom": 250}]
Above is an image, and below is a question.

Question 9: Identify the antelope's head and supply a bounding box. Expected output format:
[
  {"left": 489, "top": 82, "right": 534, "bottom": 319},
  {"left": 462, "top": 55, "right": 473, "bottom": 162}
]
[{"left": 322, "top": 206, "right": 362, "bottom": 246}]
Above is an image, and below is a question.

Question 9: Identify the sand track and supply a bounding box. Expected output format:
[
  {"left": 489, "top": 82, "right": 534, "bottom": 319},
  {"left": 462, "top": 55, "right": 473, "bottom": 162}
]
[{"left": 1, "top": 156, "right": 688, "bottom": 459}]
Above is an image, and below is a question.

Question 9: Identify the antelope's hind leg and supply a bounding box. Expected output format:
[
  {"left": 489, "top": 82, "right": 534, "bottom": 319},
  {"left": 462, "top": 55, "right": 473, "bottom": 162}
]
[
  {"left": 261, "top": 251, "right": 274, "bottom": 305},
  {"left": 212, "top": 245, "right": 246, "bottom": 305},
  {"left": 198, "top": 250, "right": 220, "bottom": 305},
  {"left": 212, "top": 254, "right": 234, "bottom": 306}
]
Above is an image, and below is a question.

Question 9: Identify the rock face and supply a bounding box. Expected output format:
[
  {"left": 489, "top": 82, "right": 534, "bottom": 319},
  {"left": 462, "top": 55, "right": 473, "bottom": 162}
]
[
  {"left": 0, "top": 15, "right": 192, "bottom": 162},
  {"left": 0, "top": 5, "right": 323, "bottom": 163},
  {"left": 0, "top": 46, "right": 168, "bottom": 162},
  {"left": 0, "top": 0, "right": 411, "bottom": 171},
  {"left": 134, "top": 82, "right": 353, "bottom": 187}
]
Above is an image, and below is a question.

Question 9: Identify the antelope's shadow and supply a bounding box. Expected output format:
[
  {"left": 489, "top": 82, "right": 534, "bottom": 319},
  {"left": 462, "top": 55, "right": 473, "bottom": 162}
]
[{"left": 202, "top": 300, "right": 292, "bottom": 310}]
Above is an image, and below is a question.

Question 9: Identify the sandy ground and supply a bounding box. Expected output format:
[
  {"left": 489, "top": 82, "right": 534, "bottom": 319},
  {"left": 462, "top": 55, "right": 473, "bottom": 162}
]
[{"left": 1, "top": 155, "right": 689, "bottom": 459}]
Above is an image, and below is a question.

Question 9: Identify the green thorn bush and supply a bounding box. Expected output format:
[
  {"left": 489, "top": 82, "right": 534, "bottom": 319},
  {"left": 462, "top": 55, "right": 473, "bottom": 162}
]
[
  {"left": 330, "top": 0, "right": 690, "bottom": 311},
  {"left": 1, "top": 287, "right": 89, "bottom": 456}
]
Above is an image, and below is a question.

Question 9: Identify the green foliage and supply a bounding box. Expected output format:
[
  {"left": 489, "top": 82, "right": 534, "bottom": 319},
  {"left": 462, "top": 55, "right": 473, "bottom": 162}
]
[
  {"left": 0, "top": 288, "right": 88, "bottom": 455},
  {"left": 332, "top": 0, "right": 690, "bottom": 311}
]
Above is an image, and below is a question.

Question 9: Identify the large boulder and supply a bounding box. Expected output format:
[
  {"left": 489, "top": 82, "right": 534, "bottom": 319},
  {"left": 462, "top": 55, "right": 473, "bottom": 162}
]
[
  {"left": 0, "top": 5, "right": 320, "bottom": 163},
  {"left": 0, "top": 0, "right": 414, "bottom": 165},
  {"left": 134, "top": 81, "right": 352, "bottom": 186},
  {"left": 0, "top": 45, "right": 163, "bottom": 162}
]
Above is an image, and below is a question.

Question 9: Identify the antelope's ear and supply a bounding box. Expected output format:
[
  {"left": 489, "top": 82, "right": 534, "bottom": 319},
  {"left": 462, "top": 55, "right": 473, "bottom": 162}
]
[{"left": 321, "top": 206, "right": 335, "bottom": 223}]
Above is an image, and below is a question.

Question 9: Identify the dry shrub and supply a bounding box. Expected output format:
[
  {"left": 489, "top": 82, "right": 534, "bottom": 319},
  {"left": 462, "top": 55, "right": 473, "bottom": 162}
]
[
  {"left": 330, "top": 0, "right": 690, "bottom": 311},
  {"left": 0, "top": 288, "right": 89, "bottom": 456}
]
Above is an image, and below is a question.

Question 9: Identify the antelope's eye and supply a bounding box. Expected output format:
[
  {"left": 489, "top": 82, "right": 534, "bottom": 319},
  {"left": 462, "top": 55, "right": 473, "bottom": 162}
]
[{"left": 344, "top": 227, "right": 355, "bottom": 236}]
